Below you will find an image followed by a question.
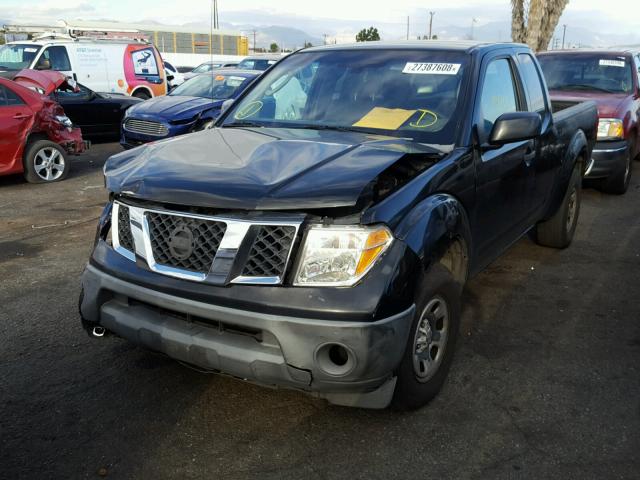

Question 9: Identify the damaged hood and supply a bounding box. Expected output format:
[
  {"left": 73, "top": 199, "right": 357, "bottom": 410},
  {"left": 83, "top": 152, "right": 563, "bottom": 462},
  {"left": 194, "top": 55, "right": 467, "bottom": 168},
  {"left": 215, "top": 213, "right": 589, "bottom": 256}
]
[
  {"left": 105, "top": 127, "right": 441, "bottom": 210},
  {"left": 13, "top": 69, "right": 73, "bottom": 96}
]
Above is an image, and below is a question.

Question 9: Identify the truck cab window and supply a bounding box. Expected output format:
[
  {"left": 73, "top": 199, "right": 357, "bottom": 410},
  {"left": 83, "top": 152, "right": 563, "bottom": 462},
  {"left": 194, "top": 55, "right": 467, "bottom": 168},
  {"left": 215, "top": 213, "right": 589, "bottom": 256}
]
[
  {"left": 37, "top": 46, "right": 71, "bottom": 71},
  {"left": 479, "top": 58, "right": 518, "bottom": 139},
  {"left": 518, "top": 54, "right": 546, "bottom": 113}
]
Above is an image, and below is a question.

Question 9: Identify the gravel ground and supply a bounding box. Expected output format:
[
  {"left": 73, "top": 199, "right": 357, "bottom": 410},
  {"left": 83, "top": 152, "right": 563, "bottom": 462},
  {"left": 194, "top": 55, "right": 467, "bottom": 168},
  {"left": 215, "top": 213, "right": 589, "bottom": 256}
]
[{"left": 1, "top": 143, "right": 639, "bottom": 479}]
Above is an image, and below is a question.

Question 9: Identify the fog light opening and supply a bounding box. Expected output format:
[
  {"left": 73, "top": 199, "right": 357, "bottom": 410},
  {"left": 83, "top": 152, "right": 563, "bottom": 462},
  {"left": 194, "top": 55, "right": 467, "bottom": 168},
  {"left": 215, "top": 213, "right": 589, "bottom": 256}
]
[
  {"left": 329, "top": 344, "right": 349, "bottom": 366},
  {"left": 315, "top": 343, "right": 356, "bottom": 376}
]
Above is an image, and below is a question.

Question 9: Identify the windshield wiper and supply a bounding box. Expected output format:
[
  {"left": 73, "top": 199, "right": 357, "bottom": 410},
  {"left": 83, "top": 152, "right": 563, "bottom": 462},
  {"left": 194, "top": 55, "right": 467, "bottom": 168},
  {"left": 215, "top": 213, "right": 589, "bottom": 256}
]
[
  {"left": 286, "top": 124, "right": 368, "bottom": 133},
  {"left": 554, "top": 84, "right": 615, "bottom": 93},
  {"left": 223, "top": 121, "right": 264, "bottom": 128}
]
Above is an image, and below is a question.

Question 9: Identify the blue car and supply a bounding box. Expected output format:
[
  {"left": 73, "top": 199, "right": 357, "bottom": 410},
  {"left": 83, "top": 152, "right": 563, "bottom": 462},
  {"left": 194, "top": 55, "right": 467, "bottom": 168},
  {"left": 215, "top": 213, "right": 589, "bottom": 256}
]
[{"left": 121, "top": 69, "right": 260, "bottom": 148}]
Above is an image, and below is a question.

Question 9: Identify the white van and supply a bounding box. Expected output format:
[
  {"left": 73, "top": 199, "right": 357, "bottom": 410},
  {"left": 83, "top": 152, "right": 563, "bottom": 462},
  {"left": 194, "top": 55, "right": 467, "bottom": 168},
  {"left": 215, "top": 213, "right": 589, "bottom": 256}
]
[{"left": 0, "top": 35, "right": 167, "bottom": 99}]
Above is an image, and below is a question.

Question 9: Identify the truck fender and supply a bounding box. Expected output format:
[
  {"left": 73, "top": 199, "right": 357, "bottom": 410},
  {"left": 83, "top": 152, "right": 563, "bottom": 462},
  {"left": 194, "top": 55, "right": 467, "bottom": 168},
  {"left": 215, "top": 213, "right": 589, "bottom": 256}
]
[
  {"left": 394, "top": 193, "right": 471, "bottom": 286},
  {"left": 544, "top": 129, "right": 588, "bottom": 221}
]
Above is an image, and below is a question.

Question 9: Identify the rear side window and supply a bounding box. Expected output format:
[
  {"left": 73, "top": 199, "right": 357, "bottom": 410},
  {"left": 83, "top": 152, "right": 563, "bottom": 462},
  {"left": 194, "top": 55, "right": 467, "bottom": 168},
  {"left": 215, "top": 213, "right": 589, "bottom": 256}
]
[
  {"left": 1, "top": 86, "right": 25, "bottom": 106},
  {"left": 478, "top": 58, "right": 518, "bottom": 137},
  {"left": 518, "top": 54, "right": 546, "bottom": 113},
  {"left": 132, "top": 48, "right": 159, "bottom": 76}
]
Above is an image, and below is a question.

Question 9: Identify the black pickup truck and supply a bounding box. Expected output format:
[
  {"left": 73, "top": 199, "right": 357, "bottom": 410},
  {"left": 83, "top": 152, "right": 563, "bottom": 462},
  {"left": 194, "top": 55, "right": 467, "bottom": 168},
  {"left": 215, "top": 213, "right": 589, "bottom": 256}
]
[{"left": 80, "top": 42, "right": 597, "bottom": 409}]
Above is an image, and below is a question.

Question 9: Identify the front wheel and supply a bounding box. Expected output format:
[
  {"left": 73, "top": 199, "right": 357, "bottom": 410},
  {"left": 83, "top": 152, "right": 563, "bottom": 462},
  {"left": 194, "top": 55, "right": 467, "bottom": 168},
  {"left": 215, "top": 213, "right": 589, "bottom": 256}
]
[
  {"left": 535, "top": 164, "right": 581, "bottom": 249},
  {"left": 601, "top": 149, "right": 632, "bottom": 195},
  {"left": 391, "top": 265, "right": 462, "bottom": 411},
  {"left": 23, "top": 140, "right": 70, "bottom": 184}
]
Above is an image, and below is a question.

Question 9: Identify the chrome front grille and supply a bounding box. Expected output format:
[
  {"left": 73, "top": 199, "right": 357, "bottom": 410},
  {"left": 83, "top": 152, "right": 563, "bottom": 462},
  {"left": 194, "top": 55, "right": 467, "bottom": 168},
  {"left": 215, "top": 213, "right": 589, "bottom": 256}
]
[
  {"left": 146, "top": 211, "right": 227, "bottom": 273},
  {"left": 113, "top": 202, "right": 302, "bottom": 285},
  {"left": 123, "top": 118, "right": 169, "bottom": 137},
  {"left": 242, "top": 226, "right": 296, "bottom": 277}
]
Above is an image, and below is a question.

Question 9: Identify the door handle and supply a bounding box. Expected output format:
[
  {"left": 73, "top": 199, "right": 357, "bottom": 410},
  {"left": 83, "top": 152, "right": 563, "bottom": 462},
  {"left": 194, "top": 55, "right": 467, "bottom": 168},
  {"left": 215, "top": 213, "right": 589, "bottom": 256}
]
[{"left": 13, "top": 113, "right": 29, "bottom": 120}]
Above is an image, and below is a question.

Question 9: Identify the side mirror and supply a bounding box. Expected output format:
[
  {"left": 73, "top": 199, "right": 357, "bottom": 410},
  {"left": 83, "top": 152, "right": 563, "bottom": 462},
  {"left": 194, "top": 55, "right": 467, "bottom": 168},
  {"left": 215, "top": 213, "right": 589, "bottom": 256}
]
[
  {"left": 220, "top": 99, "right": 234, "bottom": 114},
  {"left": 489, "top": 112, "right": 542, "bottom": 145},
  {"left": 166, "top": 74, "right": 175, "bottom": 81}
]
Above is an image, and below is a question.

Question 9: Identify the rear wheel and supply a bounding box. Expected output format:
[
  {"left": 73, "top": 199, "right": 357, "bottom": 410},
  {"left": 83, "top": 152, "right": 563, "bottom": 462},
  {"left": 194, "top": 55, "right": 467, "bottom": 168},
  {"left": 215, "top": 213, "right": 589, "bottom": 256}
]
[
  {"left": 391, "top": 265, "right": 462, "bottom": 411},
  {"left": 536, "top": 163, "right": 581, "bottom": 249},
  {"left": 132, "top": 89, "right": 151, "bottom": 100},
  {"left": 23, "top": 140, "right": 69, "bottom": 183}
]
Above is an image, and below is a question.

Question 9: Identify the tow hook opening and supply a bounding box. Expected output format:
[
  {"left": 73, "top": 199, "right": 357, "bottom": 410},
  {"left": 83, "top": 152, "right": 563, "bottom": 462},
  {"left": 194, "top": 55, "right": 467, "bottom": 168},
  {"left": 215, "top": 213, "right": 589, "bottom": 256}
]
[{"left": 92, "top": 326, "right": 106, "bottom": 337}]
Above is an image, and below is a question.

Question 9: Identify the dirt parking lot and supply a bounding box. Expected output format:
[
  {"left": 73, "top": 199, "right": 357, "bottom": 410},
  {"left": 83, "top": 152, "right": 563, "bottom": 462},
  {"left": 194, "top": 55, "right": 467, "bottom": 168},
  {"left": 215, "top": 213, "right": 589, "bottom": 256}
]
[{"left": 1, "top": 143, "right": 639, "bottom": 479}]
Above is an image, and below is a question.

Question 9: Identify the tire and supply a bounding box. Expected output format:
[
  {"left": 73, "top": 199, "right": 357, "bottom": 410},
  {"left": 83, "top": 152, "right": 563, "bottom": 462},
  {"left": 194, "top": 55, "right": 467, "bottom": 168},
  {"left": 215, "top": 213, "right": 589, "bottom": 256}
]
[
  {"left": 601, "top": 147, "right": 632, "bottom": 195},
  {"left": 132, "top": 90, "right": 151, "bottom": 100},
  {"left": 22, "top": 140, "right": 70, "bottom": 184},
  {"left": 536, "top": 164, "right": 581, "bottom": 249},
  {"left": 391, "top": 264, "right": 462, "bottom": 411}
]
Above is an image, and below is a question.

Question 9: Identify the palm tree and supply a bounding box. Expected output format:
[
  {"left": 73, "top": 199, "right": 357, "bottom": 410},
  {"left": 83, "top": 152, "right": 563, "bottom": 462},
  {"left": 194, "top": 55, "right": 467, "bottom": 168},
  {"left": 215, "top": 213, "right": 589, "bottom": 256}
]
[{"left": 511, "top": 0, "right": 569, "bottom": 51}]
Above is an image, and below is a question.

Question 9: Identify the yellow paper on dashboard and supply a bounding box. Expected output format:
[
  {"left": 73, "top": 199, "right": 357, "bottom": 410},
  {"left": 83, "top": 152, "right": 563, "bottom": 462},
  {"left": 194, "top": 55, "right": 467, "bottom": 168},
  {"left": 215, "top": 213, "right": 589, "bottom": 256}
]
[{"left": 352, "top": 107, "right": 416, "bottom": 130}]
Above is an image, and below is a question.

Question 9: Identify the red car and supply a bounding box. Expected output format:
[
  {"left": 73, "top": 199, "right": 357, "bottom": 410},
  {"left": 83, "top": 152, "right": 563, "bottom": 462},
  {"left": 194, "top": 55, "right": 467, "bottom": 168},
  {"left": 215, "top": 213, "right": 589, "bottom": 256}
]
[
  {"left": 0, "top": 69, "right": 87, "bottom": 183},
  {"left": 537, "top": 50, "right": 640, "bottom": 194}
]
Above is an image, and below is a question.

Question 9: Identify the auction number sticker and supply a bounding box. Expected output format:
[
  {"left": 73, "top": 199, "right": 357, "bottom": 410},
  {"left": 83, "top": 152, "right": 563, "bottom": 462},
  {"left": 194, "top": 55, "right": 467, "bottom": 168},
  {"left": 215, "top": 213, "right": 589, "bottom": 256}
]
[
  {"left": 599, "top": 59, "right": 625, "bottom": 68},
  {"left": 403, "top": 62, "right": 461, "bottom": 75}
]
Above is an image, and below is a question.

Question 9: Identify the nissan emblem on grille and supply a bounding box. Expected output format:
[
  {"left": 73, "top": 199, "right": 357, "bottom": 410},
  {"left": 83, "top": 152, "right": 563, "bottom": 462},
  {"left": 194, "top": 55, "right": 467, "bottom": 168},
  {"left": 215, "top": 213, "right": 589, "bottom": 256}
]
[
  {"left": 168, "top": 224, "right": 195, "bottom": 260},
  {"left": 146, "top": 212, "right": 227, "bottom": 273}
]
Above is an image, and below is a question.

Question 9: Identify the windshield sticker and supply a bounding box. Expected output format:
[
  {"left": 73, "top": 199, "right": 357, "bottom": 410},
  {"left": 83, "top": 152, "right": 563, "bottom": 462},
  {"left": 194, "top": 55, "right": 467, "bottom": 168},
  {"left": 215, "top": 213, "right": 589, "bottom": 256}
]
[
  {"left": 353, "top": 107, "right": 416, "bottom": 130},
  {"left": 599, "top": 59, "right": 625, "bottom": 68},
  {"left": 24, "top": 47, "right": 38, "bottom": 53},
  {"left": 409, "top": 109, "right": 438, "bottom": 128},
  {"left": 403, "top": 62, "right": 461, "bottom": 75},
  {"left": 234, "top": 100, "right": 263, "bottom": 120}
]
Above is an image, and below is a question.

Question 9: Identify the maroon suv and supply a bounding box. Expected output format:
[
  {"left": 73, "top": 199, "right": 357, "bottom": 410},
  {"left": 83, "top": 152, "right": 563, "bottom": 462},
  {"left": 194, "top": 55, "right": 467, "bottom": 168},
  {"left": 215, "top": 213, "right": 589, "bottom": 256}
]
[{"left": 538, "top": 50, "right": 640, "bottom": 194}]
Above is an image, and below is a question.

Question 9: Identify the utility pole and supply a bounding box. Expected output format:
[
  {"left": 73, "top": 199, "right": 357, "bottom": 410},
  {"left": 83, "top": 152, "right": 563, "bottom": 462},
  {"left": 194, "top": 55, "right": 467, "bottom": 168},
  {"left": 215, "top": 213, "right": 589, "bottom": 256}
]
[
  {"left": 470, "top": 17, "right": 478, "bottom": 40},
  {"left": 561, "top": 24, "right": 567, "bottom": 49},
  {"left": 212, "top": 0, "right": 219, "bottom": 29},
  {"left": 251, "top": 29, "right": 257, "bottom": 52},
  {"left": 323, "top": 33, "right": 328, "bottom": 45},
  {"left": 428, "top": 11, "right": 435, "bottom": 40},
  {"left": 406, "top": 16, "right": 410, "bottom": 41}
]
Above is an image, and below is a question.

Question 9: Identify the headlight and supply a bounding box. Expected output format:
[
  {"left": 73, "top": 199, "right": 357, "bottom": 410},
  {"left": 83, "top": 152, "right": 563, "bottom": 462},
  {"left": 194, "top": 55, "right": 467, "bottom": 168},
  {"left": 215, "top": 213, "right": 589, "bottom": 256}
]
[
  {"left": 55, "top": 115, "right": 73, "bottom": 128},
  {"left": 597, "top": 118, "right": 624, "bottom": 140},
  {"left": 293, "top": 225, "right": 393, "bottom": 287}
]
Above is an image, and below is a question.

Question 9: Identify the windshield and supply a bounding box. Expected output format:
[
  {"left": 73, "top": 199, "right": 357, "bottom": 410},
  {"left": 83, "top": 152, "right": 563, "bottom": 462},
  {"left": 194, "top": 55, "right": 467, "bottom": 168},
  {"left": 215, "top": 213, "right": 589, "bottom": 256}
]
[
  {"left": 223, "top": 49, "right": 469, "bottom": 144},
  {"left": 170, "top": 73, "right": 249, "bottom": 99},
  {"left": 193, "top": 63, "right": 219, "bottom": 73},
  {"left": 538, "top": 53, "right": 634, "bottom": 94},
  {"left": 0, "top": 44, "right": 41, "bottom": 70},
  {"left": 237, "top": 58, "right": 278, "bottom": 71}
]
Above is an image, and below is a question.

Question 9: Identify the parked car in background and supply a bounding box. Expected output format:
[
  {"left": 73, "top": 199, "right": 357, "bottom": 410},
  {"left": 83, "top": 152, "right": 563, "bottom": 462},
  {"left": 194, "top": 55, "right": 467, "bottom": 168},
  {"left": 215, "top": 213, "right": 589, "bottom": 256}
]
[
  {"left": 0, "top": 35, "right": 167, "bottom": 99},
  {"left": 164, "top": 60, "right": 185, "bottom": 90},
  {"left": 0, "top": 70, "right": 87, "bottom": 183},
  {"left": 121, "top": 70, "right": 260, "bottom": 148},
  {"left": 236, "top": 54, "right": 281, "bottom": 71},
  {"left": 538, "top": 50, "right": 640, "bottom": 194},
  {"left": 83, "top": 42, "right": 597, "bottom": 410},
  {"left": 48, "top": 80, "right": 142, "bottom": 143},
  {"left": 183, "top": 60, "right": 240, "bottom": 81}
]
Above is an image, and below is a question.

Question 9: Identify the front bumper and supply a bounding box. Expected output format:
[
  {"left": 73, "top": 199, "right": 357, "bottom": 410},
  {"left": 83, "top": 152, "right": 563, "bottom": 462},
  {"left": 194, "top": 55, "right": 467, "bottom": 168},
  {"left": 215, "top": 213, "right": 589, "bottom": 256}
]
[
  {"left": 80, "top": 263, "right": 415, "bottom": 408},
  {"left": 587, "top": 140, "right": 628, "bottom": 179}
]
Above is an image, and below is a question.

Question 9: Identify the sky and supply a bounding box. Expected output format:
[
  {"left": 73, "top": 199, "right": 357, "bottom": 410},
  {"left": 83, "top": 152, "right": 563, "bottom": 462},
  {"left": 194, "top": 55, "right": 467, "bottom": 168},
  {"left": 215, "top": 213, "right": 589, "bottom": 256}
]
[{"left": 1, "top": 0, "right": 638, "bottom": 40}]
